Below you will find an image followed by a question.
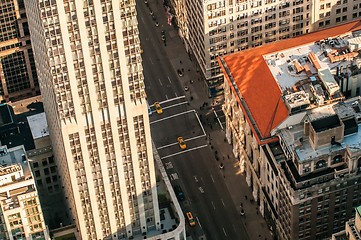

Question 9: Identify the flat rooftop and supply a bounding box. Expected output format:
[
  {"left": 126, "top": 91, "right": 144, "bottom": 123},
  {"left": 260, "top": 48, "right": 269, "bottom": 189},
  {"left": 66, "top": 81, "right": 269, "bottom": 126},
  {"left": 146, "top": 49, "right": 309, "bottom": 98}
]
[
  {"left": 280, "top": 97, "right": 361, "bottom": 162},
  {"left": 0, "top": 145, "right": 31, "bottom": 179},
  {"left": 264, "top": 34, "right": 356, "bottom": 94},
  {"left": 27, "top": 112, "right": 49, "bottom": 140},
  {"left": 0, "top": 104, "right": 14, "bottom": 127},
  {"left": 219, "top": 20, "right": 361, "bottom": 143}
]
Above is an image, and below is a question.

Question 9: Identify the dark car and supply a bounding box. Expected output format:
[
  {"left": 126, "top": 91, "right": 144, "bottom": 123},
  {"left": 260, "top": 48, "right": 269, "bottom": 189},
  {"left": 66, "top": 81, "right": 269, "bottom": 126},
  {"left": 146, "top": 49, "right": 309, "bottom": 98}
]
[{"left": 173, "top": 185, "right": 185, "bottom": 201}]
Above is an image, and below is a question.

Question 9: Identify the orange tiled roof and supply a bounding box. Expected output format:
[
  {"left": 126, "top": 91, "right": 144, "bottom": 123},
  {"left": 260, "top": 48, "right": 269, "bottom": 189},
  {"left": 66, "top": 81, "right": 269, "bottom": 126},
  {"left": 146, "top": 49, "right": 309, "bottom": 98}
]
[{"left": 220, "top": 20, "right": 361, "bottom": 144}]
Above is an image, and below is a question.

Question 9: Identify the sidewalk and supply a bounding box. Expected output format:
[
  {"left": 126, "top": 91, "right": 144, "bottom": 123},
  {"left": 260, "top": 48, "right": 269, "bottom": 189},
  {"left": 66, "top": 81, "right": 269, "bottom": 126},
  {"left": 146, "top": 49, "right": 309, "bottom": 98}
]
[{"left": 147, "top": 1, "right": 273, "bottom": 239}]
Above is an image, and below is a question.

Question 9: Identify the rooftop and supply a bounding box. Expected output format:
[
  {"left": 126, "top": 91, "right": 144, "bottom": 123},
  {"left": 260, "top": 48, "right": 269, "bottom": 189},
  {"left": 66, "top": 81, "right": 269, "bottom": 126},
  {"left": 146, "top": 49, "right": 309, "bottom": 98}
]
[
  {"left": 0, "top": 103, "right": 14, "bottom": 127},
  {"left": 0, "top": 145, "right": 31, "bottom": 179},
  {"left": 27, "top": 112, "right": 49, "bottom": 140},
  {"left": 219, "top": 20, "right": 361, "bottom": 143},
  {"left": 279, "top": 97, "right": 361, "bottom": 162}
]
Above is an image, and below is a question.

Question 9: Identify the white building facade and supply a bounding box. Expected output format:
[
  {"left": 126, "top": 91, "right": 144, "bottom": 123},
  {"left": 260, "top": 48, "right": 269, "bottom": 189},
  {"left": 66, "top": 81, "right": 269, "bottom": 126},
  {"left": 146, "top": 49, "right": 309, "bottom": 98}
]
[
  {"left": 24, "top": 1, "right": 160, "bottom": 239},
  {"left": 0, "top": 145, "right": 49, "bottom": 240},
  {"left": 168, "top": 0, "right": 361, "bottom": 96}
]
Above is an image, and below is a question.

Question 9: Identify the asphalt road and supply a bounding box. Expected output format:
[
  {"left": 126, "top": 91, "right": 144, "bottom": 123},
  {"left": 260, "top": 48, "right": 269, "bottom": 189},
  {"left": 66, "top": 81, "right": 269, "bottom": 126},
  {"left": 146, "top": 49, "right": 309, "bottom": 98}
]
[
  {"left": 136, "top": 1, "right": 249, "bottom": 239},
  {"left": 137, "top": 1, "right": 183, "bottom": 103}
]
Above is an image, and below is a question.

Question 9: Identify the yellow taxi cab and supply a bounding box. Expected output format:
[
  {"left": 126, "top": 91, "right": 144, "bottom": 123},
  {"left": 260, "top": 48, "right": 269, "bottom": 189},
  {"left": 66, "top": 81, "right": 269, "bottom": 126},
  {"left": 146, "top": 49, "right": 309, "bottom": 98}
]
[
  {"left": 186, "top": 212, "right": 196, "bottom": 227},
  {"left": 154, "top": 102, "right": 163, "bottom": 114},
  {"left": 177, "top": 136, "right": 186, "bottom": 150}
]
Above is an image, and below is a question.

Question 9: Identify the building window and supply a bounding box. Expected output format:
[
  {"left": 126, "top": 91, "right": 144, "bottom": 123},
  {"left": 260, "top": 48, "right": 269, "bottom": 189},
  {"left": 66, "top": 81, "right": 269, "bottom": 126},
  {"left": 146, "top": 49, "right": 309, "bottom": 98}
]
[
  {"left": 332, "top": 155, "right": 343, "bottom": 164},
  {"left": 316, "top": 160, "right": 326, "bottom": 169}
]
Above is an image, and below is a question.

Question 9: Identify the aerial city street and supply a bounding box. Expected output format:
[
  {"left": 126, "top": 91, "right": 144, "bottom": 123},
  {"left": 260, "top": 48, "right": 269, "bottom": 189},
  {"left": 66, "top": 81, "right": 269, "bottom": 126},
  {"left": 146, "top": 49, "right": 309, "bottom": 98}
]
[{"left": 0, "top": 0, "right": 360, "bottom": 240}]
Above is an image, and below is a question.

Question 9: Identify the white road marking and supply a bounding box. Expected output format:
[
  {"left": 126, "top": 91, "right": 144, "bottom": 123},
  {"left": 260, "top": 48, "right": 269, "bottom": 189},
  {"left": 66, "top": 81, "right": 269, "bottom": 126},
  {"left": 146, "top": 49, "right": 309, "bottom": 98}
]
[
  {"left": 165, "top": 162, "right": 173, "bottom": 169},
  {"left": 162, "top": 101, "right": 188, "bottom": 110},
  {"left": 223, "top": 227, "right": 227, "bottom": 237},
  {"left": 194, "top": 176, "right": 198, "bottom": 182},
  {"left": 158, "top": 78, "right": 163, "bottom": 86},
  {"left": 150, "top": 109, "right": 195, "bottom": 125},
  {"left": 211, "top": 201, "right": 216, "bottom": 210},
  {"left": 198, "top": 187, "right": 204, "bottom": 193},
  {"left": 157, "top": 134, "right": 204, "bottom": 150},
  {"left": 167, "top": 76, "right": 172, "bottom": 83},
  {"left": 186, "top": 134, "right": 206, "bottom": 142},
  {"left": 221, "top": 198, "right": 225, "bottom": 207},
  {"left": 160, "top": 145, "right": 208, "bottom": 159},
  {"left": 196, "top": 217, "right": 202, "bottom": 229},
  {"left": 165, "top": 95, "right": 168, "bottom": 99},
  {"left": 170, "top": 173, "right": 178, "bottom": 180},
  {"left": 159, "top": 95, "right": 185, "bottom": 105},
  {"left": 175, "top": 92, "right": 178, "bottom": 97},
  {"left": 149, "top": 57, "right": 154, "bottom": 65},
  {"left": 213, "top": 109, "right": 224, "bottom": 130},
  {"left": 210, "top": 174, "right": 215, "bottom": 183},
  {"left": 195, "top": 111, "right": 206, "bottom": 135}
]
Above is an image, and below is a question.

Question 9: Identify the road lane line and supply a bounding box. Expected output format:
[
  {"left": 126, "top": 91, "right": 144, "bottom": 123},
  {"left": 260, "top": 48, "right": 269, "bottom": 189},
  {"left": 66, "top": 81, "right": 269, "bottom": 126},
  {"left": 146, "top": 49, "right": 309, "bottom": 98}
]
[
  {"left": 223, "top": 227, "right": 227, "bottom": 237},
  {"left": 149, "top": 57, "right": 154, "bottom": 64},
  {"left": 210, "top": 174, "right": 215, "bottom": 183},
  {"left": 165, "top": 95, "right": 168, "bottom": 99},
  {"left": 157, "top": 134, "right": 204, "bottom": 150},
  {"left": 158, "top": 78, "right": 163, "bottom": 86},
  {"left": 157, "top": 142, "right": 178, "bottom": 150},
  {"left": 167, "top": 76, "right": 172, "bottom": 83},
  {"left": 211, "top": 201, "right": 216, "bottom": 210},
  {"left": 221, "top": 198, "right": 225, "bottom": 207},
  {"left": 186, "top": 134, "right": 206, "bottom": 142},
  {"left": 213, "top": 109, "right": 224, "bottom": 130},
  {"left": 194, "top": 176, "right": 198, "bottom": 182},
  {"left": 159, "top": 95, "right": 185, "bottom": 104},
  {"left": 196, "top": 217, "right": 202, "bottom": 229},
  {"left": 175, "top": 92, "right": 178, "bottom": 97},
  {"left": 162, "top": 101, "right": 188, "bottom": 110},
  {"left": 195, "top": 111, "right": 206, "bottom": 135},
  {"left": 150, "top": 109, "right": 195, "bottom": 124},
  {"left": 160, "top": 145, "right": 208, "bottom": 159}
]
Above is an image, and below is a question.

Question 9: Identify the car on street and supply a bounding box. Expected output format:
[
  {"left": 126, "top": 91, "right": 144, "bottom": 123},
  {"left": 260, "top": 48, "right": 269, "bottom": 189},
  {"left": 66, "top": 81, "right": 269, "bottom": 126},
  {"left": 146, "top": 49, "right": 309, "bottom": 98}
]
[
  {"left": 240, "top": 208, "right": 245, "bottom": 216},
  {"left": 186, "top": 212, "right": 196, "bottom": 227},
  {"left": 177, "top": 136, "right": 186, "bottom": 150},
  {"left": 173, "top": 185, "right": 185, "bottom": 201},
  {"left": 154, "top": 102, "right": 163, "bottom": 114}
]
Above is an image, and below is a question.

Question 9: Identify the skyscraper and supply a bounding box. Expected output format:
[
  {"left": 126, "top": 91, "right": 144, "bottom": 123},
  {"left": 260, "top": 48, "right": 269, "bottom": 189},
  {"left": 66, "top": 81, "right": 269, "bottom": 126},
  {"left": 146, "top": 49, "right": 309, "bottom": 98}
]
[
  {"left": 24, "top": 1, "right": 160, "bottom": 239},
  {"left": 0, "top": 0, "right": 39, "bottom": 101}
]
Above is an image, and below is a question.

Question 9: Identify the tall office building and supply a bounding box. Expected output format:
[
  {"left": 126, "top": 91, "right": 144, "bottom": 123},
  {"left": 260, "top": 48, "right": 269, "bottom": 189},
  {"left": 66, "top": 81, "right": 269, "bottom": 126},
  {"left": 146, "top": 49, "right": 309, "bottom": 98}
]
[
  {"left": 0, "top": 0, "right": 39, "bottom": 102},
  {"left": 167, "top": 0, "right": 361, "bottom": 96},
  {"left": 219, "top": 21, "right": 361, "bottom": 239},
  {"left": 24, "top": 1, "right": 160, "bottom": 239}
]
